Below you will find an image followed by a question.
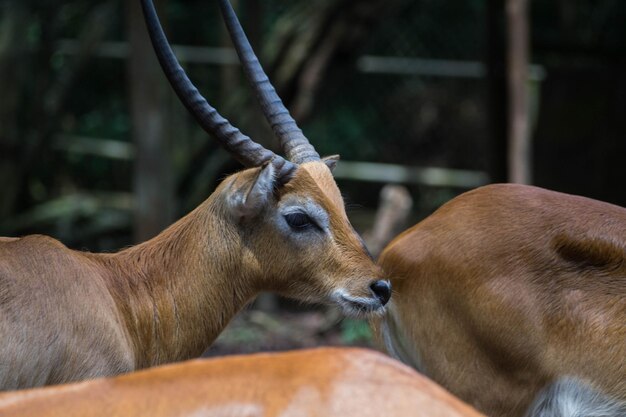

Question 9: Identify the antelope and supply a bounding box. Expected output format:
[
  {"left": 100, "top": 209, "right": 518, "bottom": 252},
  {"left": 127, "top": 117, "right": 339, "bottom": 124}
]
[
  {"left": 0, "top": 347, "right": 485, "bottom": 417},
  {"left": 375, "top": 183, "right": 626, "bottom": 417},
  {"left": 0, "top": 0, "right": 391, "bottom": 390}
]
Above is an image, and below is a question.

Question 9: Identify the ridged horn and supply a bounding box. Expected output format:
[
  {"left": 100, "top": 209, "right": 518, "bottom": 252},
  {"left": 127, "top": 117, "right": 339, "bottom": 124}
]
[
  {"left": 140, "top": 0, "right": 296, "bottom": 180},
  {"left": 218, "top": 0, "right": 321, "bottom": 165}
]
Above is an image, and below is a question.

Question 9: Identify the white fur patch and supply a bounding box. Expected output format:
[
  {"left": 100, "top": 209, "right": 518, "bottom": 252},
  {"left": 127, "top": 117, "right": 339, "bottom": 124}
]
[
  {"left": 380, "top": 303, "right": 426, "bottom": 374},
  {"left": 330, "top": 289, "right": 385, "bottom": 318},
  {"left": 188, "top": 403, "right": 264, "bottom": 417},
  {"left": 277, "top": 386, "right": 322, "bottom": 417},
  {"left": 526, "top": 378, "right": 626, "bottom": 417}
]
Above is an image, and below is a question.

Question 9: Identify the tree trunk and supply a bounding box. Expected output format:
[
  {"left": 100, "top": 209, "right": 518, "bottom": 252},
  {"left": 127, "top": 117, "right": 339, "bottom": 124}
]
[
  {"left": 126, "top": 0, "right": 174, "bottom": 242},
  {"left": 506, "top": 0, "right": 531, "bottom": 184}
]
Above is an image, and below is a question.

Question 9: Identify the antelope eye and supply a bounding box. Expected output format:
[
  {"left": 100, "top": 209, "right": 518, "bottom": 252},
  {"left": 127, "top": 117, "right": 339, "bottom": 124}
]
[{"left": 284, "top": 212, "right": 313, "bottom": 230}]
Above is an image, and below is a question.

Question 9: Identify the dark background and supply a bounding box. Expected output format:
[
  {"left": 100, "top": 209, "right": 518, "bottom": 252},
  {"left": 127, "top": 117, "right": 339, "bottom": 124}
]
[{"left": 1, "top": 0, "right": 624, "bottom": 352}]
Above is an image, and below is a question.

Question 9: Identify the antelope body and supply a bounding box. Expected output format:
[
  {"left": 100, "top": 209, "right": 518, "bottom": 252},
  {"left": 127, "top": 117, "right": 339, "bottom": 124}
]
[
  {"left": 377, "top": 184, "right": 626, "bottom": 417},
  {"left": 0, "top": 347, "right": 485, "bottom": 417},
  {"left": 0, "top": 0, "right": 390, "bottom": 390}
]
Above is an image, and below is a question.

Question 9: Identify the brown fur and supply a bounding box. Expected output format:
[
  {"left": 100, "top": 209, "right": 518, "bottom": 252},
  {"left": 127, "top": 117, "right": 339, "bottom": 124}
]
[
  {"left": 0, "top": 347, "right": 485, "bottom": 417},
  {"left": 376, "top": 184, "right": 626, "bottom": 417},
  {"left": 0, "top": 162, "right": 384, "bottom": 390}
]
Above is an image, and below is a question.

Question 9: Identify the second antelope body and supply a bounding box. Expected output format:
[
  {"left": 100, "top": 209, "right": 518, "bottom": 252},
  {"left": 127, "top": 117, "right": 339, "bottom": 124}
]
[{"left": 378, "top": 184, "right": 626, "bottom": 417}]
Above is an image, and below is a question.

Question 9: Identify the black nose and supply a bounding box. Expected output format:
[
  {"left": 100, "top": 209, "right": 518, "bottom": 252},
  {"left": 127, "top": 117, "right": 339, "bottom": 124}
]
[{"left": 369, "top": 280, "right": 391, "bottom": 306}]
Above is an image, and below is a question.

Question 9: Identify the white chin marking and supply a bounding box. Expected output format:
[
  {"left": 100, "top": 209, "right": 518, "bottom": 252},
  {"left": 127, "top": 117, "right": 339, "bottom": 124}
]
[{"left": 331, "top": 289, "right": 385, "bottom": 318}]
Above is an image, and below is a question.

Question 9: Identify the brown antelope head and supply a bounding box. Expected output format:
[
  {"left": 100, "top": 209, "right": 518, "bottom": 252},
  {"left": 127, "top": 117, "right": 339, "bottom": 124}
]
[{"left": 141, "top": 0, "right": 391, "bottom": 316}]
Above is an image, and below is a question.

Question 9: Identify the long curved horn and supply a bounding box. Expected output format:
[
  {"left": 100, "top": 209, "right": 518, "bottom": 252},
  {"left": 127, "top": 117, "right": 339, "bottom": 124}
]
[
  {"left": 218, "top": 0, "right": 320, "bottom": 165},
  {"left": 140, "top": 0, "right": 296, "bottom": 180}
]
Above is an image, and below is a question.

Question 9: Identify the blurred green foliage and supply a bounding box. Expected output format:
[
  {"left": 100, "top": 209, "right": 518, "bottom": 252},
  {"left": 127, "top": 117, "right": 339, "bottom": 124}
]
[
  {"left": 340, "top": 319, "right": 373, "bottom": 345},
  {"left": 1, "top": 0, "right": 626, "bottom": 249}
]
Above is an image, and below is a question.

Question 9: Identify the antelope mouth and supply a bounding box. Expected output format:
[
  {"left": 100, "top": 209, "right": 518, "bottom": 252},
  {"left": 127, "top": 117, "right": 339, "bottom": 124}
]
[{"left": 331, "top": 289, "right": 386, "bottom": 318}]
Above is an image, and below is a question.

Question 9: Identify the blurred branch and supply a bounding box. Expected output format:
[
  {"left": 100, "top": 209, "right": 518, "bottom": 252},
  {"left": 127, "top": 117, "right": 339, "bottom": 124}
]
[
  {"left": 357, "top": 56, "right": 546, "bottom": 81},
  {"left": 53, "top": 132, "right": 488, "bottom": 190},
  {"left": 56, "top": 40, "right": 239, "bottom": 64},
  {"left": 265, "top": 0, "right": 405, "bottom": 122},
  {"left": 53, "top": 135, "right": 134, "bottom": 160},
  {"left": 52, "top": 133, "right": 490, "bottom": 189},
  {"left": 0, "top": 192, "right": 133, "bottom": 235},
  {"left": 363, "top": 185, "right": 413, "bottom": 258},
  {"left": 333, "top": 161, "right": 489, "bottom": 188}
]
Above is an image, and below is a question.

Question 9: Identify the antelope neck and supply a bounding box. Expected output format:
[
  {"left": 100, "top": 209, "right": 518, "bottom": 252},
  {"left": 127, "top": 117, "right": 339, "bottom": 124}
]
[{"left": 98, "top": 198, "right": 257, "bottom": 368}]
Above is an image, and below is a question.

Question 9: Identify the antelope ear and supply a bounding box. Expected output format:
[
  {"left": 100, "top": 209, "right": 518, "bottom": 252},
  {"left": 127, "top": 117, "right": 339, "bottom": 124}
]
[
  {"left": 229, "top": 163, "right": 275, "bottom": 221},
  {"left": 323, "top": 155, "right": 340, "bottom": 172}
]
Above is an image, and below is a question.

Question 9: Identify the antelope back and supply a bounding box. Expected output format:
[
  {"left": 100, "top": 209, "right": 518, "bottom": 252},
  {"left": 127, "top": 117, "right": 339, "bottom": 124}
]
[{"left": 0, "top": 348, "right": 485, "bottom": 417}]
